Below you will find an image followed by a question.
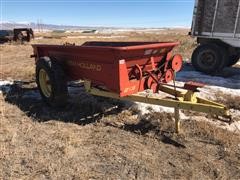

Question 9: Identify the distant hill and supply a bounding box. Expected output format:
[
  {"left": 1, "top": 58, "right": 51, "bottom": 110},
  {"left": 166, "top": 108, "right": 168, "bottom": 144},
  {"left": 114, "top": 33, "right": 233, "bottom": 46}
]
[
  {"left": 0, "top": 22, "right": 97, "bottom": 30},
  {"left": 0, "top": 22, "right": 178, "bottom": 31}
]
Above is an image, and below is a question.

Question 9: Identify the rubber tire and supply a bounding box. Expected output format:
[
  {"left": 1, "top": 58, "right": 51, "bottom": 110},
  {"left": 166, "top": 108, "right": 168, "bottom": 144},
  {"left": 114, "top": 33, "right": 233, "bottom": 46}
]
[
  {"left": 191, "top": 44, "right": 227, "bottom": 74},
  {"left": 227, "top": 55, "right": 239, "bottom": 67},
  {"left": 36, "top": 57, "right": 68, "bottom": 107},
  {"left": 17, "top": 33, "right": 24, "bottom": 44}
]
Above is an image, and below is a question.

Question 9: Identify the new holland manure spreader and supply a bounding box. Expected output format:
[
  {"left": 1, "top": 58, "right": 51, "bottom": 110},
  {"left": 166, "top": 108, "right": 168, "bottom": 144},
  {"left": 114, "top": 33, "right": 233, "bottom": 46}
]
[{"left": 31, "top": 41, "right": 231, "bottom": 133}]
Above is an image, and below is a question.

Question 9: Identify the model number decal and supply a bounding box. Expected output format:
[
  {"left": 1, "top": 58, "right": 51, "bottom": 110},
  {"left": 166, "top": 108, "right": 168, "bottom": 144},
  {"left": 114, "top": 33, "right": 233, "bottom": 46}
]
[{"left": 123, "top": 86, "right": 136, "bottom": 93}]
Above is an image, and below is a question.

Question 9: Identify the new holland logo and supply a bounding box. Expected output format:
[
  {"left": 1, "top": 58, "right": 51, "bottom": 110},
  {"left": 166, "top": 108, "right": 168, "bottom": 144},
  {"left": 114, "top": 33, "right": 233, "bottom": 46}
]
[{"left": 68, "top": 61, "right": 102, "bottom": 71}]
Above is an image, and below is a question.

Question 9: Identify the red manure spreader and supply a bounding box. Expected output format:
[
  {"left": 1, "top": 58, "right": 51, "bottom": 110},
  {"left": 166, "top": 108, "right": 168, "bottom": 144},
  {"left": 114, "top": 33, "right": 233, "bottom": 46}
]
[
  {"left": 31, "top": 41, "right": 231, "bottom": 133},
  {"left": 32, "top": 41, "right": 182, "bottom": 97}
]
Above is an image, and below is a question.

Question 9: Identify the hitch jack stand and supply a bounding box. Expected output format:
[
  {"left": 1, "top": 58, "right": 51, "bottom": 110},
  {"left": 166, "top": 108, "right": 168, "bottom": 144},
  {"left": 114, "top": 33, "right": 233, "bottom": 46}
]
[{"left": 175, "top": 107, "right": 180, "bottom": 133}]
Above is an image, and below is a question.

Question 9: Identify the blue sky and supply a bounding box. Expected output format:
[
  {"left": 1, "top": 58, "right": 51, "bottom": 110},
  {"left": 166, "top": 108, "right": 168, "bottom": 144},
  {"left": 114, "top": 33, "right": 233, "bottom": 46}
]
[{"left": 1, "top": 0, "right": 195, "bottom": 27}]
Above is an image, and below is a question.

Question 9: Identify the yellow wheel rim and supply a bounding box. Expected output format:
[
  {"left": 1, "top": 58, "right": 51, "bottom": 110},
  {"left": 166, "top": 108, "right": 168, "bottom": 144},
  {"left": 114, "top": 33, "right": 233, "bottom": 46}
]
[{"left": 39, "top": 69, "right": 52, "bottom": 98}]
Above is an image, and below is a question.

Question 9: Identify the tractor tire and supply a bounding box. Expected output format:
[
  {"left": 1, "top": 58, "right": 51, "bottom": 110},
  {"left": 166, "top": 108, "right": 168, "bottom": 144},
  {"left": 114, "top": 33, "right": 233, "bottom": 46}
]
[
  {"left": 36, "top": 57, "right": 68, "bottom": 107},
  {"left": 227, "top": 55, "right": 239, "bottom": 67},
  {"left": 17, "top": 33, "right": 24, "bottom": 44},
  {"left": 191, "top": 44, "right": 228, "bottom": 74}
]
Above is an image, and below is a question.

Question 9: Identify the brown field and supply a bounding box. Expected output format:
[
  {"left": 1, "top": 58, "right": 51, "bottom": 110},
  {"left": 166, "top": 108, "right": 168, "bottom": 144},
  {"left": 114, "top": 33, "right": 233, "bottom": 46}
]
[
  {"left": 0, "top": 29, "right": 240, "bottom": 179},
  {"left": 0, "top": 29, "right": 195, "bottom": 81}
]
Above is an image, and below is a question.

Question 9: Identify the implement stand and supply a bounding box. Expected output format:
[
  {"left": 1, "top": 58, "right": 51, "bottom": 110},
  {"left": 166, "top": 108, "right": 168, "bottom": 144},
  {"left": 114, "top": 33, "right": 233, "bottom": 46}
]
[
  {"left": 175, "top": 107, "right": 180, "bottom": 133},
  {"left": 84, "top": 80, "right": 231, "bottom": 133}
]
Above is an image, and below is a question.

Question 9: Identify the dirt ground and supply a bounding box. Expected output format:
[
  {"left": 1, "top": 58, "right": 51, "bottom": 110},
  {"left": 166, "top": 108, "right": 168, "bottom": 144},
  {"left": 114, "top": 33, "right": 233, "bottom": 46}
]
[{"left": 0, "top": 30, "right": 240, "bottom": 179}]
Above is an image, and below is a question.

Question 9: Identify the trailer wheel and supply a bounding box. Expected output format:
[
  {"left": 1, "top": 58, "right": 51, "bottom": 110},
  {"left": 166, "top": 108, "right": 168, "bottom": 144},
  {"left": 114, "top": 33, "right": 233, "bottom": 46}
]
[
  {"left": 36, "top": 57, "right": 68, "bottom": 107},
  {"left": 191, "top": 44, "right": 227, "bottom": 74},
  {"left": 227, "top": 55, "right": 239, "bottom": 67}
]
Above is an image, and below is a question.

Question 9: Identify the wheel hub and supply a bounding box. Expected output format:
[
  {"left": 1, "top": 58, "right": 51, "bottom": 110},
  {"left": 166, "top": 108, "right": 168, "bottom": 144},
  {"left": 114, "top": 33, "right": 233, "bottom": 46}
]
[
  {"left": 39, "top": 69, "right": 52, "bottom": 97},
  {"left": 200, "top": 51, "right": 216, "bottom": 66}
]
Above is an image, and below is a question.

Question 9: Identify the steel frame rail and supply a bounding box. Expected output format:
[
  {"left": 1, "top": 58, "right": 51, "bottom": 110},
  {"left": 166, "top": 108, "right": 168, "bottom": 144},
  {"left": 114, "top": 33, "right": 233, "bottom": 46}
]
[{"left": 84, "top": 80, "right": 231, "bottom": 133}]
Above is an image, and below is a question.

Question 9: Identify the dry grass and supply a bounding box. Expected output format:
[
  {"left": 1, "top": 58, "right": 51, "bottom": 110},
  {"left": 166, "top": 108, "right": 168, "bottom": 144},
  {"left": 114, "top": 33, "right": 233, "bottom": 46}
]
[
  {"left": 1, "top": 29, "right": 195, "bottom": 81},
  {"left": 0, "top": 44, "right": 35, "bottom": 80},
  {"left": 213, "top": 91, "right": 240, "bottom": 111},
  {"left": 0, "top": 30, "right": 240, "bottom": 179},
  {"left": 0, "top": 81, "right": 240, "bottom": 179}
]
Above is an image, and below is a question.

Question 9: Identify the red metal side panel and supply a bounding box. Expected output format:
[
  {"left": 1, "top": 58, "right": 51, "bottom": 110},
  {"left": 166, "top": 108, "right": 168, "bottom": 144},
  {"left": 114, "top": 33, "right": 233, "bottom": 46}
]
[
  {"left": 33, "top": 45, "right": 119, "bottom": 92},
  {"left": 32, "top": 42, "right": 182, "bottom": 96}
]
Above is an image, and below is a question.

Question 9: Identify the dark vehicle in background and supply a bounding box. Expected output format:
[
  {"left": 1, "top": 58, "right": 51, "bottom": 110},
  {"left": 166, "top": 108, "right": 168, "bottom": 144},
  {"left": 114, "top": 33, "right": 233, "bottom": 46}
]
[
  {"left": 0, "top": 30, "right": 14, "bottom": 42},
  {"left": 0, "top": 28, "right": 34, "bottom": 43},
  {"left": 190, "top": 0, "right": 240, "bottom": 74}
]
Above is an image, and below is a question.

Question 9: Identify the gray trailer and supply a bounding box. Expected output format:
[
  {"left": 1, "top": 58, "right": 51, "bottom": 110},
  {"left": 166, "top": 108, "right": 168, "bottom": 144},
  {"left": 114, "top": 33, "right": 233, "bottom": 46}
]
[{"left": 190, "top": 0, "right": 240, "bottom": 74}]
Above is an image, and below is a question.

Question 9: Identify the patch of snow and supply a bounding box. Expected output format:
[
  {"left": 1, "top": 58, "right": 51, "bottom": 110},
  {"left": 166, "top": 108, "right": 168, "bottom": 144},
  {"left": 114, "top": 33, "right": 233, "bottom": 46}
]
[
  {"left": 135, "top": 102, "right": 174, "bottom": 114},
  {"left": 0, "top": 80, "right": 41, "bottom": 100},
  {"left": 177, "top": 65, "right": 240, "bottom": 89},
  {"left": 176, "top": 64, "right": 240, "bottom": 99},
  {"left": 98, "top": 28, "right": 166, "bottom": 34},
  {"left": 200, "top": 86, "right": 240, "bottom": 98},
  {"left": 34, "top": 37, "right": 43, "bottom": 40},
  {"left": 66, "top": 35, "right": 126, "bottom": 39},
  {"left": 0, "top": 80, "right": 13, "bottom": 94},
  {"left": 134, "top": 102, "right": 189, "bottom": 119},
  {"left": 34, "top": 29, "right": 52, "bottom": 33},
  {"left": 128, "top": 90, "right": 188, "bottom": 119}
]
